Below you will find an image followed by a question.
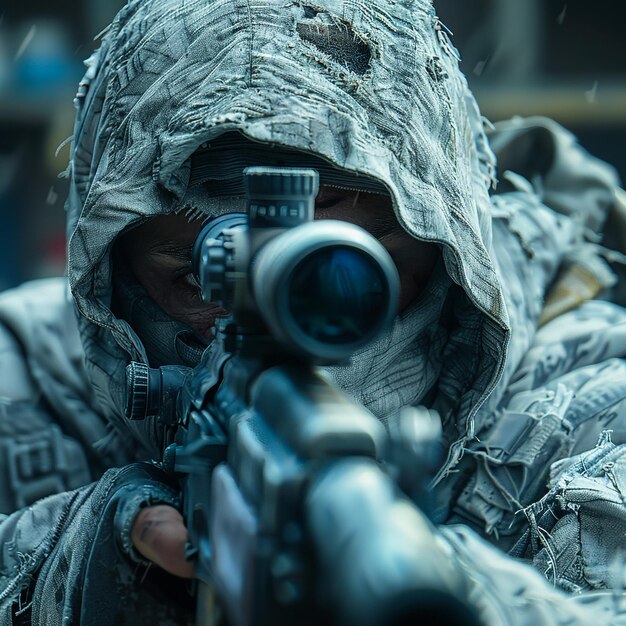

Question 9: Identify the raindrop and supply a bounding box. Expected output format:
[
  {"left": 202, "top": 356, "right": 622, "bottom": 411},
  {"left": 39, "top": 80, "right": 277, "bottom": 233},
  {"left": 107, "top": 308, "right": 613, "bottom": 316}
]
[
  {"left": 585, "top": 81, "right": 599, "bottom": 104},
  {"left": 15, "top": 24, "right": 37, "bottom": 61},
  {"left": 557, "top": 4, "right": 567, "bottom": 26},
  {"left": 473, "top": 58, "right": 490, "bottom": 77},
  {"left": 46, "top": 187, "right": 59, "bottom": 206}
]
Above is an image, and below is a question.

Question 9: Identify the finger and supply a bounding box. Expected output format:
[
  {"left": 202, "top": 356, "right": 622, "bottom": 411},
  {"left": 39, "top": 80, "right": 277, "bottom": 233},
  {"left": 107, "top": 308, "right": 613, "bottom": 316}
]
[{"left": 131, "top": 504, "right": 194, "bottom": 579}]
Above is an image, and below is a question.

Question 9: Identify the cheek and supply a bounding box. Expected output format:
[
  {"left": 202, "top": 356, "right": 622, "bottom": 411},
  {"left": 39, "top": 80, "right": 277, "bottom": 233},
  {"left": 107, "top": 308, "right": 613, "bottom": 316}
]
[
  {"left": 129, "top": 265, "right": 197, "bottom": 323},
  {"left": 134, "top": 266, "right": 178, "bottom": 310},
  {"left": 378, "top": 228, "right": 436, "bottom": 271},
  {"left": 146, "top": 279, "right": 221, "bottom": 335},
  {"left": 379, "top": 232, "right": 439, "bottom": 310},
  {"left": 175, "top": 306, "right": 227, "bottom": 338}
]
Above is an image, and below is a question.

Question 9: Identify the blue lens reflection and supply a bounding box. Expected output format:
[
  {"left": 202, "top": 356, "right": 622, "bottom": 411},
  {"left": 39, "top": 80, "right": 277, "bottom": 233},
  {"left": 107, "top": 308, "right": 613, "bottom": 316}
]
[{"left": 288, "top": 247, "right": 387, "bottom": 345}]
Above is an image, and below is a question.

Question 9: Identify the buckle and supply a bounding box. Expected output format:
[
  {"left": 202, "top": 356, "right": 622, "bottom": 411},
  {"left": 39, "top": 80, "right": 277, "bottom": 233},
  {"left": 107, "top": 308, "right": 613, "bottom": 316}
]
[{"left": 5, "top": 425, "right": 67, "bottom": 509}]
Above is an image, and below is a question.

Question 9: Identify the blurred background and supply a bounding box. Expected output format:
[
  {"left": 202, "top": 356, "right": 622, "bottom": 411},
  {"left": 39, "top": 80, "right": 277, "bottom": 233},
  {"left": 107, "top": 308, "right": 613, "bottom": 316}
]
[{"left": 0, "top": 0, "right": 624, "bottom": 288}]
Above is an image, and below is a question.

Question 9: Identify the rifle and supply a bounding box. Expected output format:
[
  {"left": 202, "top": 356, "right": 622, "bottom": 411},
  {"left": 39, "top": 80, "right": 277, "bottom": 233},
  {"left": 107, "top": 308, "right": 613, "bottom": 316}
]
[{"left": 126, "top": 167, "right": 478, "bottom": 626}]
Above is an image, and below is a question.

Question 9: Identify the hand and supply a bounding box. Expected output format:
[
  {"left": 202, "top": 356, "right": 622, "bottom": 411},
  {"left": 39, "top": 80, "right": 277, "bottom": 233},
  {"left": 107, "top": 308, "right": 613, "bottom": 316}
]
[{"left": 131, "top": 504, "right": 194, "bottom": 579}]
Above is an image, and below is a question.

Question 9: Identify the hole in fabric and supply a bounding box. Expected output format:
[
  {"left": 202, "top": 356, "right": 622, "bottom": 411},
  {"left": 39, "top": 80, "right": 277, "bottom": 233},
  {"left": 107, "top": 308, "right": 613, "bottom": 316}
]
[
  {"left": 426, "top": 56, "right": 449, "bottom": 82},
  {"left": 297, "top": 14, "right": 372, "bottom": 75}
]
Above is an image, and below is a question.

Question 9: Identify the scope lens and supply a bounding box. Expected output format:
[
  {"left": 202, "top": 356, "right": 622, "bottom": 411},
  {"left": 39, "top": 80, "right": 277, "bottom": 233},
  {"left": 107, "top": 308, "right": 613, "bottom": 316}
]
[{"left": 287, "top": 247, "right": 388, "bottom": 345}]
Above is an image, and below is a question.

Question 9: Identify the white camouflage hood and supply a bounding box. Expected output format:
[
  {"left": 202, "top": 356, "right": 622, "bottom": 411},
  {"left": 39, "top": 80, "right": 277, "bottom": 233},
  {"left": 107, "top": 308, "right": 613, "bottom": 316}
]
[{"left": 66, "top": 0, "right": 510, "bottom": 465}]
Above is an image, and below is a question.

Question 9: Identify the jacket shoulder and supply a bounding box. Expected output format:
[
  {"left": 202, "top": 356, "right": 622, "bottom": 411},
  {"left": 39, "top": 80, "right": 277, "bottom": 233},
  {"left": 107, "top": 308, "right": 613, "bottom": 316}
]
[
  {"left": 0, "top": 279, "right": 112, "bottom": 514},
  {"left": 0, "top": 278, "right": 89, "bottom": 402}
]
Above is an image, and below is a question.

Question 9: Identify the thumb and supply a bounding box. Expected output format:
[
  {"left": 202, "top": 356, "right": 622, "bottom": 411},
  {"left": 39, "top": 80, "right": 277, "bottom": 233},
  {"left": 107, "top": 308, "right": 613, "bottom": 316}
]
[{"left": 131, "top": 504, "right": 195, "bottom": 579}]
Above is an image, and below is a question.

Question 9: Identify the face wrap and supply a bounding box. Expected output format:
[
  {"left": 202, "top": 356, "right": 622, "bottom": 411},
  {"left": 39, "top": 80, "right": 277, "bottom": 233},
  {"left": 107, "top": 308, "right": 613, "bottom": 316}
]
[
  {"left": 323, "top": 259, "right": 452, "bottom": 421},
  {"left": 111, "top": 192, "right": 251, "bottom": 368},
  {"left": 112, "top": 263, "right": 208, "bottom": 368}
]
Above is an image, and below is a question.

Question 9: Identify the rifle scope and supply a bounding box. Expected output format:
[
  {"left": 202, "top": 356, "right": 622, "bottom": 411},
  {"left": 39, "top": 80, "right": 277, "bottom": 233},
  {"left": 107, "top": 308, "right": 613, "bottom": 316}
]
[{"left": 192, "top": 167, "right": 400, "bottom": 363}]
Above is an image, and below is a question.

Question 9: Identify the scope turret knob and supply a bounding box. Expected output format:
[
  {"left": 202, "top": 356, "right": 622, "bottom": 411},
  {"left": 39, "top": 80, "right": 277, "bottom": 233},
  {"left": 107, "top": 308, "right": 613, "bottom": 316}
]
[
  {"left": 244, "top": 166, "right": 319, "bottom": 197},
  {"left": 201, "top": 239, "right": 227, "bottom": 304},
  {"left": 200, "top": 233, "right": 236, "bottom": 306},
  {"left": 192, "top": 212, "right": 247, "bottom": 305},
  {"left": 125, "top": 362, "right": 189, "bottom": 424},
  {"left": 125, "top": 361, "right": 150, "bottom": 420}
]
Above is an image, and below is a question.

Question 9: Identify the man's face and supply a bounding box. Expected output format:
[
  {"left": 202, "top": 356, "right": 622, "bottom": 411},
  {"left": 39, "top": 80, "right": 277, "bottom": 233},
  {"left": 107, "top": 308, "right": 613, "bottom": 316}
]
[{"left": 120, "top": 188, "right": 439, "bottom": 339}]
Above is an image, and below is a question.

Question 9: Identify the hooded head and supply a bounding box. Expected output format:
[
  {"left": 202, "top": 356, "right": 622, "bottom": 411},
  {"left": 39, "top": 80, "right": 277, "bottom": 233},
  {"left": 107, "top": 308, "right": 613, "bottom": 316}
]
[{"left": 66, "top": 0, "right": 509, "bottom": 471}]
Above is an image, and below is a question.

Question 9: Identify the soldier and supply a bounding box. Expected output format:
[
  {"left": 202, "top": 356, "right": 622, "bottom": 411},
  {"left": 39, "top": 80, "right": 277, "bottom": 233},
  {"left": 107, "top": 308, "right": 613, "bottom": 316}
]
[{"left": 1, "top": 1, "right": 625, "bottom": 624}]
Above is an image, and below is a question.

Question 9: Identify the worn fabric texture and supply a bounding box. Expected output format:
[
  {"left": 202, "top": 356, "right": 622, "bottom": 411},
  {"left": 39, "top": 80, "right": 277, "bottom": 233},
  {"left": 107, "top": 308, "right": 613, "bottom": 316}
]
[
  {"left": 0, "top": 0, "right": 626, "bottom": 624},
  {"left": 66, "top": 0, "right": 510, "bottom": 464}
]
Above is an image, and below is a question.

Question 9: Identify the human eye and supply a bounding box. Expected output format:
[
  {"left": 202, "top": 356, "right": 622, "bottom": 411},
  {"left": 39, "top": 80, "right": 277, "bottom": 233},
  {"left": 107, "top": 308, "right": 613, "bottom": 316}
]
[
  {"left": 173, "top": 266, "right": 202, "bottom": 301},
  {"left": 181, "top": 270, "right": 201, "bottom": 290}
]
